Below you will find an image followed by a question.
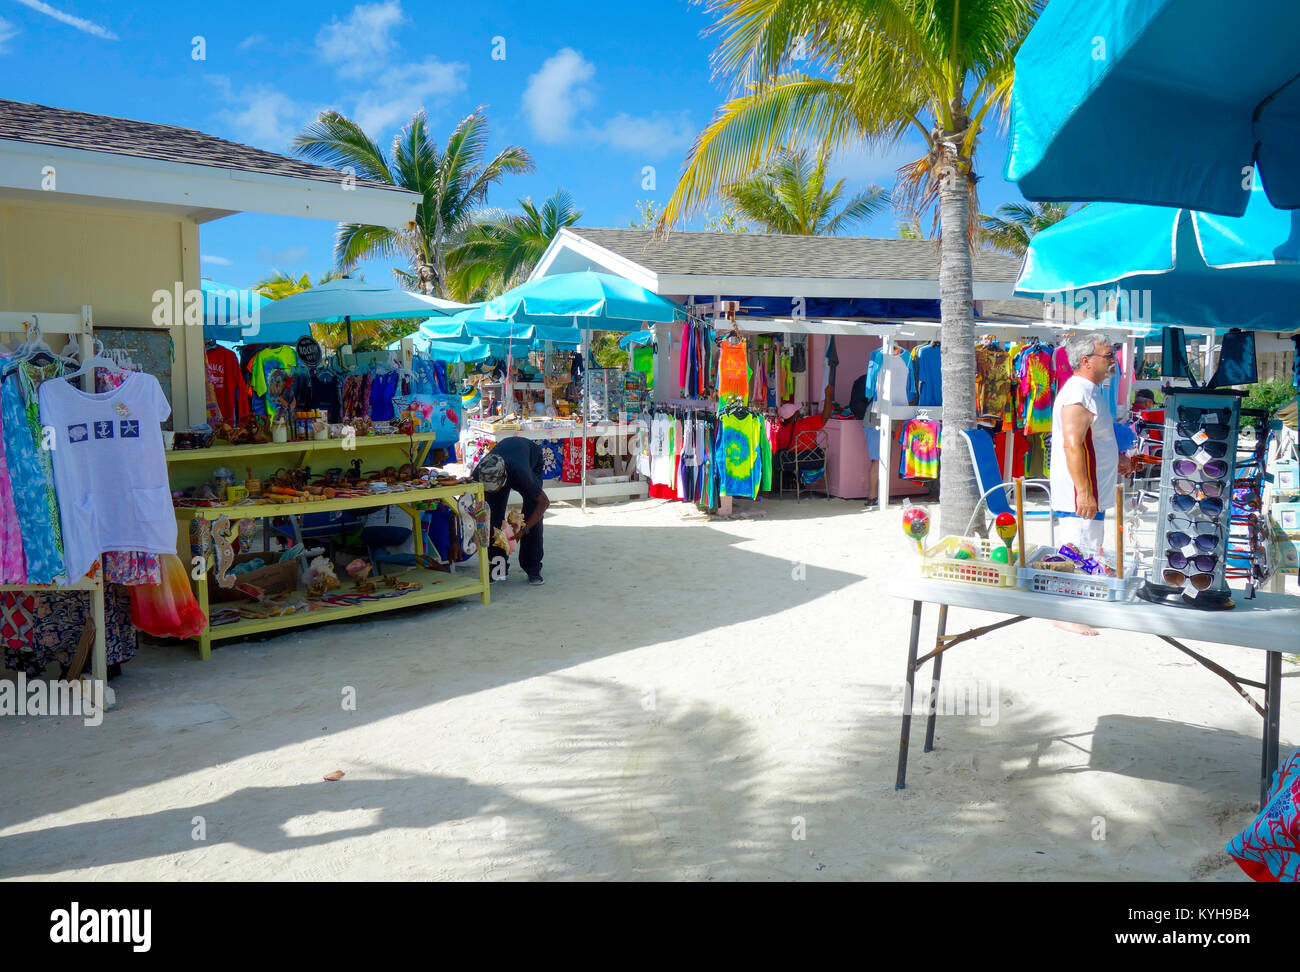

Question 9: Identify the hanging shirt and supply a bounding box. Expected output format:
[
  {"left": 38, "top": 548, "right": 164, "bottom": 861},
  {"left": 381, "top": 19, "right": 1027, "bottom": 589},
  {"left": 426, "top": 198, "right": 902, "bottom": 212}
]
[
  {"left": 631, "top": 345, "right": 654, "bottom": 391},
  {"left": 205, "top": 344, "right": 248, "bottom": 424},
  {"left": 718, "top": 412, "right": 771, "bottom": 498},
  {"left": 370, "top": 370, "right": 400, "bottom": 421},
  {"left": 1049, "top": 374, "right": 1119, "bottom": 515},
  {"left": 247, "top": 346, "right": 298, "bottom": 413},
  {"left": 38, "top": 372, "right": 175, "bottom": 584},
  {"left": 908, "top": 344, "right": 944, "bottom": 406},
  {"left": 897, "top": 418, "right": 941, "bottom": 480},
  {"left": 974, "top": 346, "right": 1014, "bottom": 423},
  {"left": 1015, "top": 345, "right": 1055, "bottom": 434},
  {"left": 718, "top": 339, "right": 748, "bottom": 400}
]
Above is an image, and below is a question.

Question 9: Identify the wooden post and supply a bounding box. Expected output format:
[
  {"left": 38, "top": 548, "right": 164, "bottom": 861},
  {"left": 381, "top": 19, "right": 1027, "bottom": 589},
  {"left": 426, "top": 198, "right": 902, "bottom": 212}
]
[
  {"left": 1115, "top": 483, "right": 1125, "bottom": 579},
  {"left": 1014, "top": 477, "right": 1026, "bottom": 567}
]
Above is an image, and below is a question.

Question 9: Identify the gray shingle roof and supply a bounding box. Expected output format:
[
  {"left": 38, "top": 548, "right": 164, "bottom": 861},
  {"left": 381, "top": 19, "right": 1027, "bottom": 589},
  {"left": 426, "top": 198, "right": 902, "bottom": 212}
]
[
  {"left": 0, "top": 99, "right": 407, "bottom": 193},
  {"left": 567, "top": 227, "right": 1021, "bottom": 283}
]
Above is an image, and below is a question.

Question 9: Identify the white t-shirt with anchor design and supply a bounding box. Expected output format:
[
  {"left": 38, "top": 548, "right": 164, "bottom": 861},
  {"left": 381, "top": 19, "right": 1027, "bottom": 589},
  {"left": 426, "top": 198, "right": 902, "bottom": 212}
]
[{"left": 38, "top": 371, "right": 174, "bottom": 584}]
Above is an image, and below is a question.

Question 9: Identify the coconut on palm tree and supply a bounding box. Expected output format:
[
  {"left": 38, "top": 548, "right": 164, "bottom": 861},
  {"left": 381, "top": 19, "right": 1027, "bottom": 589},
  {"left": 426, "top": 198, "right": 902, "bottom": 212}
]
[
  {"left": 661, "top": 0, "right": 1043, "bottom": 534},
  {"left": 291, "top": 107, "right": 534, "bottom": 298},
  {"left": 980, "top": 201, "right": 1074, "bottom": 257},
  {"left": 722, "top": 146, "right": 888, "bottom": 235},
  {"left": 446, "top": 188, "right": 583, "bottom": 301}
]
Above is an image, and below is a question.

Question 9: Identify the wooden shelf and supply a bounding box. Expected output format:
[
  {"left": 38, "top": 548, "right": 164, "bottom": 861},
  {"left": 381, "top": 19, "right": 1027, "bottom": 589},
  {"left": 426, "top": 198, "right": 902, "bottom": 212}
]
[
  {"left": 175, "top": 482, "right": 474, "bottom": 521},
  {"left": 165, "top": 433, "right": 443, "bottom": 465},
  {"left": 204, "top": 568, "right": 487, "bottom": 646}
]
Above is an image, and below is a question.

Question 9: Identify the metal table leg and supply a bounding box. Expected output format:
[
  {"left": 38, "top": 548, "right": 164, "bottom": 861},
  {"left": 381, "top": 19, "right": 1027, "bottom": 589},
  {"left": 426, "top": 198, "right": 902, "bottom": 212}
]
[
  {"left": 1261, "top": 650, "right": 1283, "bottom": 809},
  {"left": 924, "top": 604, "right": 948, "bottom": 753},
  {"left": 895, "top": 600, "right": 923, "bottom": 791}
]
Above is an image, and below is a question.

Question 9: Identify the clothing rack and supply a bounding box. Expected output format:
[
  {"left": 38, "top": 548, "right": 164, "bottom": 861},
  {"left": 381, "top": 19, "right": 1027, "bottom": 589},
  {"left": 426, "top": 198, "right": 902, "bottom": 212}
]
[{"left": 0, "top": 306, "right": 109, "bottom": 702}]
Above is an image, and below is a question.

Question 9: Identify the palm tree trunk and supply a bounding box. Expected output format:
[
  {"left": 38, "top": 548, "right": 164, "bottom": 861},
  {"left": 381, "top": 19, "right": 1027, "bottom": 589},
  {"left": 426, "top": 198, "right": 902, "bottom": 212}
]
[{"left": 937, "top": 166, "right": 980, "bottom": 538}]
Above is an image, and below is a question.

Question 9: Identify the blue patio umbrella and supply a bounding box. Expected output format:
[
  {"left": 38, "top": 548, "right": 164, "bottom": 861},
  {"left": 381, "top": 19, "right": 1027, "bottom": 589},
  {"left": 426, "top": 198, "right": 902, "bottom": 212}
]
[
  {"left": 420, "top": 307, "right": 584, "bottom": 345},
  {"left": 200, "top": 279, "right": 277, "bottom": 342},
  {"left": 253, "top": 276, "right": 457, "bottom": 345},
  {"left": 1014, "top": 188, "right": 1300, "bottom": 332},
  {"left": 482, "top": 271, "right": 683, "bottom": 509},
  {"left": 1007, "top": 0, "right": 1300, "bottom": 216},
  {"left": 618, "top": 329, "right": 655, "bottom": 351}
]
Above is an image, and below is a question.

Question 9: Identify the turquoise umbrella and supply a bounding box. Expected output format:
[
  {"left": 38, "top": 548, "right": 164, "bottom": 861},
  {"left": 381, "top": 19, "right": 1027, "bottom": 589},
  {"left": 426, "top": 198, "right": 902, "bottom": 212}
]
[
  {"left": 1007, "top": 0, "right": 1300, "bottom": 216},
  {"left": 420, "top": 307, "right": 583, "bottom": 344},
  {"left": 618, "top": 329, "right": 654, "bottom": 351},
  {"left": 483, "top": 271, "right": 683, "bottom": 509},
  {"left": 200, "top": 279, "right": 277, "bottom": 342},
  {"left": 1014, "top": 188, "right": 1300, "bottom": 332},
  {"left": 253, "top": 276, "right": 456, "bottom": 345}
]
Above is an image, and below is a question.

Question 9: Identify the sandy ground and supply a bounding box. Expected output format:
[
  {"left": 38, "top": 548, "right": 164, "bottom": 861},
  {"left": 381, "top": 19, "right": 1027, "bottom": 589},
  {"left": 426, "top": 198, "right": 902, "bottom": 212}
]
[{"left": 1, "top": 492, "right": 1296, "bottom": 881}]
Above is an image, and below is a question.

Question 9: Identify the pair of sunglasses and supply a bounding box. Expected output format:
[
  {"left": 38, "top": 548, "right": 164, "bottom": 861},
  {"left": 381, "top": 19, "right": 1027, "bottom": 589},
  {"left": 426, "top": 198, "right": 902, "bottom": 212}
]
[
  {"left": 1171, "top": 493, "right": 1225, "bottom": 516},
  {"left": 1163, "top": 569, "right": 1216, "bottom": 591},
  {"left": 1172, "top": 478, "right": 1227, "bottom": 498},
  {"left": 1167, "top": 531, "right": 1220, "bottom": 551},
  {"left": 1175, "top": 421, "right": 1231, "bottom": 441},
  {"left": 1173, "top": 458, "right": 1229, "bottom": 479},
  {"left": 1169, "top": 514, "right": 1220, "bottom": 532},
  {"left": 1167, "top": 551, "right": 1218, "bottom": 572},
  {"left": 1173, "top": 439, "right": 1229, "bottom": 458},
  {"left": 1178, "top": 406, "right": 1231, "bottom": 425}
]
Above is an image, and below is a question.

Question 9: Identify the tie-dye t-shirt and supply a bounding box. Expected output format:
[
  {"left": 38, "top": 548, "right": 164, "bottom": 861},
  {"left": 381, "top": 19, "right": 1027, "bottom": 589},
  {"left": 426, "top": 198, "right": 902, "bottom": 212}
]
[
  {"left": 1016, "top": 347, "right": 1056, "bottom": 434},
  {"left": 718, "top": 412, "right": 771, "bottom": 498},
  {"left": 897, "top": 418, "right": 940, "bottom": 480}
]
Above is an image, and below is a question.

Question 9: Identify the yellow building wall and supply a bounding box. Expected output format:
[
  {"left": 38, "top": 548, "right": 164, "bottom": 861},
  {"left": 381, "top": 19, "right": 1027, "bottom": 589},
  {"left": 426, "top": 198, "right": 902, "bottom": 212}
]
[{"left": 0, "top": 197, "right": 202, "bottom": 428}]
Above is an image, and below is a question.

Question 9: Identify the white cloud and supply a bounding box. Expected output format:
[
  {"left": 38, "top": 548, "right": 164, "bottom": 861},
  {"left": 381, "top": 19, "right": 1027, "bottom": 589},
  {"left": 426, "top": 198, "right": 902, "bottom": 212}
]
[
  {"left": 209, "top": 75, "right": 314, "bottom": 150},
  {"left": 593, "top": 112, "right": 694, "bottom": 155},
  {"left": 316, "top": 0, "right": 405, "bottom": 79},
  {"left": 256, "top": 245, "right": 310, "bottom": 266},
  {"left": 13, "top": 0, "right": 118, "bottom": 40},
  {"left": 522, "top": 47, "right": 596, "bottom": 143},
  {"left": 201, "top": 254, "right": 233, "bottom": 266},
  {"left": 352, "top": 57, "right": 468, "bottom": 135},
  {"left": 0, "top": 17, "right": 18, "bottom": 53},
  {"left": 237, "top": 34, "right": 267, "bottom": 52}
]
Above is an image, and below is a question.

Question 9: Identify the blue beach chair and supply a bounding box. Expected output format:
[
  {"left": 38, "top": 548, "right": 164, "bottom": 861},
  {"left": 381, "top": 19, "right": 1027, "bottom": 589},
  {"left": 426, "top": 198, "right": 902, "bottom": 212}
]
[{"left": 960, "top": 427, "right": 1055, "bottom": 545}]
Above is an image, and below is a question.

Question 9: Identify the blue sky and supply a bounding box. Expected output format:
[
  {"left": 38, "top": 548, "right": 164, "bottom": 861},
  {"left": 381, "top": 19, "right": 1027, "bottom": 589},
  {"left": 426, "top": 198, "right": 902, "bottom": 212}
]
[{"left": 1, "top": 0, "right": 1028, "bottom": 291}]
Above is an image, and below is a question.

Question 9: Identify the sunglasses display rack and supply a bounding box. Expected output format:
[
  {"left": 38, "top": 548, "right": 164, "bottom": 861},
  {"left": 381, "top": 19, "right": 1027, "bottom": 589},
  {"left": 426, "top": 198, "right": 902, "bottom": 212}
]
[{"left": 1138, "top": 388, "right": 1246, "bottom": 610}]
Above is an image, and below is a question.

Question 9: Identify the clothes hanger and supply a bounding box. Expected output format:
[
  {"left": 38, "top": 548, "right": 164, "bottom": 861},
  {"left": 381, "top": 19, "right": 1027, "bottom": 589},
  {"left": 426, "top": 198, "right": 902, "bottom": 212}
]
[{"left": 59, "top": 339, "right": 129, "bottom": 383}]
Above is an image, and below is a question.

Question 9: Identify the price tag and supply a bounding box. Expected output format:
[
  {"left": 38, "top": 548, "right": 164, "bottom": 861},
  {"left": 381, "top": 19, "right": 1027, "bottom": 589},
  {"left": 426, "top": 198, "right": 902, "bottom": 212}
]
[
  {"left": 1181, "top": 542, "right": 1198, "bottom": 557},
  {"left": 1193, "top": 448, "right": 1214, "bottom": 465},
  {"left": 1190, "top": 429, "right": 1210, "bottom": 445}
]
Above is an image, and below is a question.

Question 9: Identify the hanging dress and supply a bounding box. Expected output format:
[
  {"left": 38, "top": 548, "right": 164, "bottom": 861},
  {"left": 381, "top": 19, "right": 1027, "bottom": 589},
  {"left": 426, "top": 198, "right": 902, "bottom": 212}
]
[{"left": 0, "top": 365, "right": 65, "bottom": 584}]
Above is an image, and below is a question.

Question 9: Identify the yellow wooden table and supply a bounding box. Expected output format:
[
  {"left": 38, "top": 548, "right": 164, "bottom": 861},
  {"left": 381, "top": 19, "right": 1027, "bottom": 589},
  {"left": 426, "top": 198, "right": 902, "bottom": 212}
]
[{"left": 174, "top": 481, "right": 490, "bottom": 659}]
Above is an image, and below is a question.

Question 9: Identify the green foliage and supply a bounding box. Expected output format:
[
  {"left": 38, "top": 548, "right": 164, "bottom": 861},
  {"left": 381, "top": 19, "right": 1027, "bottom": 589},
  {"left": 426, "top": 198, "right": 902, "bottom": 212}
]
[
  {"left": 446, "top": 188, "right": 583, "bottom": 301},
  {"left": 700, "top": 204, "right": 753, "bottom": 234},
  {"left": 629, "top": 199, "right": 664, "bottom": 229},
  {"left": 721, "top": 145, "right": 888, "bottom": 235},
  {"left": 292, "top": 107, "right": 534, "bottom": 296},
  {"left": 590, "top": 332, "right": 629, "bottom": 369},
  {"left": 980, "top": 201, "right": 1077, "bottom": 256},
  {"left": 1242, "top": 379, "right": 1297, "bottom": 427}
]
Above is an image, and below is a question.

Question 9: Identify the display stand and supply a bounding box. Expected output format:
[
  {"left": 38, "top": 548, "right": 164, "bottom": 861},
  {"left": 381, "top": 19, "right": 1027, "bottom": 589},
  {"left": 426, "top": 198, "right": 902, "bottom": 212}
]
[
  {"left": 0, "top": 306, "right": 111, "bottom": 704},
  {"left": 175, "top": 481, "right": 490, "bottom": 659}
]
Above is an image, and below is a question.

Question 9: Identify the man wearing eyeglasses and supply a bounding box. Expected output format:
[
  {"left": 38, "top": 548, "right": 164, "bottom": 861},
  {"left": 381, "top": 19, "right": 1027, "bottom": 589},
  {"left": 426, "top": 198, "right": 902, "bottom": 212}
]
[{"left": 1050, "top": 333, "right": 1131, "bottom": 634}]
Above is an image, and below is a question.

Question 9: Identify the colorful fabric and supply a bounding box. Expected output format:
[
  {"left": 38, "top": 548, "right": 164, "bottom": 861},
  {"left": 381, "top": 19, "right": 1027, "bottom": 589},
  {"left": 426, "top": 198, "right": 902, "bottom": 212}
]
[
  {"left": 975, "top": 346, "right": 1014, "bottom": 423},
  {"left": 718, "top": 340, "right": 748, "bottom": 400},
  {"left": 205, "top": 345, "right": 248, "bottom": 424},
  {"left": 1226, "top": 749, "right": 1300, "bottom": 882},
  {"left": 718, "top": 412, "right": 771, "bottom": 498},
  {"left": 897, "top": 418, "right": 940, "bottom": 480},
  {"left": 631, "top": 345, "right": 654, "bottom": 392},
  {"left": 0, "top": 361, "right": 27, "bottom": 584},
  {"left": 1015, "top": 346, "right": 1056, "bottom": 434},
  {"left": 102, "top": 550, "right": 162, "bottom": 586},
  {"left": 1, "top": 368, "right": 64, "bottom": 584},
  {"left": 561, "top": 436, "right": 596, "bottom": 483},
  {"left": 538, "top": 439, "right": 562, "bottom": 481},
  {"left": 2, "top": 585, "right": 136, "bottom": 675},
  {"left": 908, "top": 344, "right": 944, "bottom": 406}
]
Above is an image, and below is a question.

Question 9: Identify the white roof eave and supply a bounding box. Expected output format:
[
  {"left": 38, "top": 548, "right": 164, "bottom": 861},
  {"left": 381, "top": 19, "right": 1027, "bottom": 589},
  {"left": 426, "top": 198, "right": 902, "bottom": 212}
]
[{"left": 0, "top": 138, "right": 419, "bottom": 227}]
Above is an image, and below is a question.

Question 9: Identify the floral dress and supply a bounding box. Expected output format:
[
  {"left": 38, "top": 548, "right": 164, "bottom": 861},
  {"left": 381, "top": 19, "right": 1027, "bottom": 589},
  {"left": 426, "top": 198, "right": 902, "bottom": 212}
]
[
  {"left": 0, "top": 365, "right": 64, "bottom": 584},
  {"left": 0, "top": 357, "right": 27, "bottom": 583}
]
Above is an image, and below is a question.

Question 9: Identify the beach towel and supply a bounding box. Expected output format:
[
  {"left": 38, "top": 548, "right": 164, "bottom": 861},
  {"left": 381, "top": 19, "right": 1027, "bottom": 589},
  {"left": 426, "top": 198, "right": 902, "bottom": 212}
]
[{"left": 1226, "top": 749, "right": 1300, "bottom": 881}]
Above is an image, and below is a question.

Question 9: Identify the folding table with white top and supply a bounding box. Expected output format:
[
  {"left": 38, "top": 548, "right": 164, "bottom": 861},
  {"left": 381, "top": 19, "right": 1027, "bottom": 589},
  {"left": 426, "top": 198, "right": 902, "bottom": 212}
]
[{"left": 890, "top": 578, "right": 1299, "bottom": 809}]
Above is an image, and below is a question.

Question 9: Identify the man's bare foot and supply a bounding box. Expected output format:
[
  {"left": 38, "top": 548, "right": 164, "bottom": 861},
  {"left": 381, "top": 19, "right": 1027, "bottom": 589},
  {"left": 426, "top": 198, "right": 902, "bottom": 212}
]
[{"left": 1053, "top": 620, "right": 1099, "bottom": 636}]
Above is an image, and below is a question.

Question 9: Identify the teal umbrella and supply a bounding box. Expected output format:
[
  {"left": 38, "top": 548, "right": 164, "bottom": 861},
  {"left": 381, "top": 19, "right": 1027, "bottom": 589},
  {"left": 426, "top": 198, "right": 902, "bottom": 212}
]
[
  {"left": 1014, "top": 187, "right": 1300, "bottom": 332},
  {"left": 421, "top": 307, "right": 583, "bottom": 344},
  {"left": 618, "top": 329, "right": 654, "bottom": 351},
  {"left": 200, "top": 279, "right": 277, "bottom": 342},
  {"left": 1007, "top": 0, "right": 1300, "bottom": 216},
  {"left": 253, "top": 276, "right": 457, "bottom": 344},
  {"left": 482, "top": 271, "right": 683, "bottom": 509}
]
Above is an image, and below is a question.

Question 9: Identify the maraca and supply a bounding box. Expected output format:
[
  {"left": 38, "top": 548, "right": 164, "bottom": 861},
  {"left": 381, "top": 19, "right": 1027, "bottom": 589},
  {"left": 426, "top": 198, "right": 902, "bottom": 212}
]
[
  {"left": 901, "top": 505, "right": 931, "bottom": 553},
  {"left": 994, "top": 511, "right": 1017, "bottom": 562}
]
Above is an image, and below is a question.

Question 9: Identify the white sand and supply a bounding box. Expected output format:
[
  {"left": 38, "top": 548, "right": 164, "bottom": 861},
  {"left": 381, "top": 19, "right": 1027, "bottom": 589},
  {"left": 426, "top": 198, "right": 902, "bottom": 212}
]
[{"left": 1, "top": 494, "right": 1295, "bottom": 881}]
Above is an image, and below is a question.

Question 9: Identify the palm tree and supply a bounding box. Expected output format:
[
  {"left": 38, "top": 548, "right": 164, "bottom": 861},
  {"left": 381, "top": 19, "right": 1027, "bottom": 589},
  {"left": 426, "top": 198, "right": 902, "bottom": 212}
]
[
  {"left": 292, "top": 107, "right": 534, "bottom": 297},
  {"left": 446, "top": 188, "right": 583, "bottom": 301},
  {"left": 980, "top": 201, "right": 1074, "bottom": 256},
  {"left": 722, "top": 146, "right": 888, "bottom": 235},
  {"left": 661, "top": 0, "right": 1042, "bottom": 534},
  {"left": 252, "top": 269, "right": 406, "bottom": 349}
]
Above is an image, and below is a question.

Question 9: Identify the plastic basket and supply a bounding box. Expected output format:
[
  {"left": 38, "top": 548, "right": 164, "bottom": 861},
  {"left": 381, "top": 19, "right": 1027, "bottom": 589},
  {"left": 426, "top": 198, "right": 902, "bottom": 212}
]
[
  {"left": 1017, "top": 546, "right": 1137, "bottom": 601},
  {"left": 920, "top": 536, "right": 1019, "bottom": 588}
]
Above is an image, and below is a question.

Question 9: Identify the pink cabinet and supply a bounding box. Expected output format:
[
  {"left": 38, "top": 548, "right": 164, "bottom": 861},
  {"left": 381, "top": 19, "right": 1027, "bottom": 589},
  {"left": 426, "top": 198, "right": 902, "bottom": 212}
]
[{"left": 824, "top": 418, "right": 928, "bottom": 500}]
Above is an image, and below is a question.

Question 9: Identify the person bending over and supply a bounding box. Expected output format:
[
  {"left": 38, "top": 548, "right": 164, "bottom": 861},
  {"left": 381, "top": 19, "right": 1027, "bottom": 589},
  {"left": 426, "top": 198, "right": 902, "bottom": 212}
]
[{"left": 471, "top": 437, "right": 550, "bottom": 586}]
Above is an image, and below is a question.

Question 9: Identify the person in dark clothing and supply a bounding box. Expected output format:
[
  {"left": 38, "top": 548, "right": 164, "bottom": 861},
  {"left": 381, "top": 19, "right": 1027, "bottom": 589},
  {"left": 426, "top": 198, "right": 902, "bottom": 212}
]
[{"left": 471, "top": 437, "right": 551, "bottom": 585}]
